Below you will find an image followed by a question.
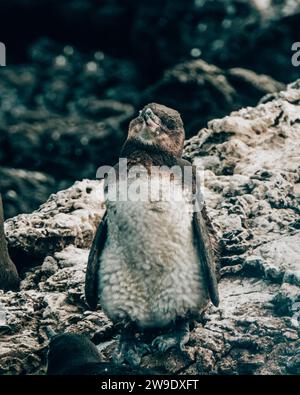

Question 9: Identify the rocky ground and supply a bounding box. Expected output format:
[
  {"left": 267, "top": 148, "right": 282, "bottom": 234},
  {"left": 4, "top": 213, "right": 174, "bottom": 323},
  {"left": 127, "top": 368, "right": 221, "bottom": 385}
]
[{"left": 0, "top": 81, "right": 299, "bottom": 375}]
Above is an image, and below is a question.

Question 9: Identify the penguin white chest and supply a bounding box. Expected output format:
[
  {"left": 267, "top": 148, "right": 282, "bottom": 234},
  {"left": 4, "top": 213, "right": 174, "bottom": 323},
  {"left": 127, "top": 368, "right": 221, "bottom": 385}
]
[{"left": 99, "top": 173, "right": 208, "bottom": 328}]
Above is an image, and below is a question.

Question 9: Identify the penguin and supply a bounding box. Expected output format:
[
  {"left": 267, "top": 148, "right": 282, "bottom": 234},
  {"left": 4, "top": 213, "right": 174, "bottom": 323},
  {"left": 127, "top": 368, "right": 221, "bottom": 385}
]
[
  {"left": 85, "top": 103, "right": 219, "bottom": 366},
  {"left": 0, "top": 194, "right": 20, "bottom": 291},
  {"left": 46, "top": 329, "right": 156, "bottom": 375}
]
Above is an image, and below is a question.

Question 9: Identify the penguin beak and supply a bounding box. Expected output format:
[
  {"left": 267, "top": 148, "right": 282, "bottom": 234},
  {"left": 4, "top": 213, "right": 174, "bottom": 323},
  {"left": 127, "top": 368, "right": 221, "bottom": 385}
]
[{"left": 140, "top": 108, "right": 161, "bottom": 137}]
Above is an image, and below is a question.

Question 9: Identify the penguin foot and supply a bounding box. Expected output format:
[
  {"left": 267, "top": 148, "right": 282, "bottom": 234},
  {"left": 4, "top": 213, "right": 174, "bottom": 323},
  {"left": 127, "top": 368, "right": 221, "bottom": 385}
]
[
  {"left": 151, "top": 321, "right": 190, "bottom": 353},
  {"left": 113, "top": 337, "right": 150, "bottom": 367}
]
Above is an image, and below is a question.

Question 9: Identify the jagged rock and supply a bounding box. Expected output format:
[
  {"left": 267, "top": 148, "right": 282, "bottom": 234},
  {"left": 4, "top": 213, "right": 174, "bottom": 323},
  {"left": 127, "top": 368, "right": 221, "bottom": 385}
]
[
  {"left": 1, "top": 0, "right": 299, "bottom": 84},
  {"left": 0, "top": 110, "right": 130, "bottom": 182},
  {"left": 0, "top": 41, "right": 136, "bottom": 192},
  {"left": 0, "top": 302, "right": 9, "bottom": 332},
  {"left": 0, "top": 167, "right": 64, "bottom": 218},
  {"left": 142, "top": 59, "right": 284, "bottom": 135},
  {"left": 5, "top": 180, "right": 105, "bottom": 267},
  {"left": 0, "top": 194, "right": 20, "bottom": 291},
  {"left": 131, "top": 0, "right": 300, "bottom": 83},
  {"left": 1, "top": 81, "right": 300, "bottom": 375}
]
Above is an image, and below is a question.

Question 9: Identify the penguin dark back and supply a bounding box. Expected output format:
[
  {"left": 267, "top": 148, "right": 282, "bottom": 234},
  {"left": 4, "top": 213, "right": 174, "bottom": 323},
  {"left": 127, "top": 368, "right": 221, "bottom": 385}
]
[{"left": 47, "top": 332, "right": 156, "bottom": 375}]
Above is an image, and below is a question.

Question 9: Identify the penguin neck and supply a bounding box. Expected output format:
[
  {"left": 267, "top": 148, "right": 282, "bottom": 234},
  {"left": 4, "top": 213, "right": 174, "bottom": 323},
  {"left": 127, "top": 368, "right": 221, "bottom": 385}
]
[{"left": 120, "top": 138, "right": 181, "bottom": 168}]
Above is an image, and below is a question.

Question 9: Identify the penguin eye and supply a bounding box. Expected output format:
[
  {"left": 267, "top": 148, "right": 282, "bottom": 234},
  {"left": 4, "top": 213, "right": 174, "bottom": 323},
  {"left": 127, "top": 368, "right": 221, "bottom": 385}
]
[{"left": 161, "top": 115, "right": 176, "bottom": 130}]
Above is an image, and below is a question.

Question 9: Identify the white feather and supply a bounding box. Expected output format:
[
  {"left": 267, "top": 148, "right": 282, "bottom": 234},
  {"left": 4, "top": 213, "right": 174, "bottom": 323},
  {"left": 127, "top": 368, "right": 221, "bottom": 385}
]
[{"left": 98, "top": 169, "right": 209, "bottom": 329}]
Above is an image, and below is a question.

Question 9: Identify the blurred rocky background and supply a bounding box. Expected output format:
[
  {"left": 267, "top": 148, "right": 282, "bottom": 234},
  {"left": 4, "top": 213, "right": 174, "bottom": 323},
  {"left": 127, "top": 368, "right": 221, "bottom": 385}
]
[{"left": 0, "top": 0, "right": 299, "bottom": 218}]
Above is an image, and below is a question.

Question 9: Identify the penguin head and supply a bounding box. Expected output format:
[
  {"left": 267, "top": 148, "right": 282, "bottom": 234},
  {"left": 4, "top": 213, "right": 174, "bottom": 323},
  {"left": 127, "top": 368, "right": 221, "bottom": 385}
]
[{"left": 128, "top": 103, "right": 185, "bottom": 157}]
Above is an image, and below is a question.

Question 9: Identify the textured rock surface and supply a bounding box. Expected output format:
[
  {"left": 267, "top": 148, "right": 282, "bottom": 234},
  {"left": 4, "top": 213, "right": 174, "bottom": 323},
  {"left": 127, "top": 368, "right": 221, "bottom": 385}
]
[
  {"left": 1, "top": 81, "right": 300, "bottom": 375},
  {"left": 130, "top": 0, "right": 300, "bottom": 83},
  {"left": 2, "top": 0, "right": 300, "bottom": 83},
  {"left": 5, "top": 180, "right": 105, "bottom": 269},
  {"left": 142, "top": 59, "right": 285, "bottom": 136},
  {"left": 0, "top": 56, "right": 134, "bottom": 186},
  {"left": 0, "top": 167, "right": 67, "bottom": 219},
  {"left": 0, "top": 40, "right": 136, "bottom": 217}
]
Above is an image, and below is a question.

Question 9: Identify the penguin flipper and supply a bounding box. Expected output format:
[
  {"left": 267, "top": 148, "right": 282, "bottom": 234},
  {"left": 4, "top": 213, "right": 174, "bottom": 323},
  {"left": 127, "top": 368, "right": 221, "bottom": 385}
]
[
  {"left": 177, "top": 158, "right": 220, "bottom": 306},
  {"left": 193, "top": 208, "right": 220, "bottom": 307},
  {"left": 85, "top": 211, "right": 107, "bottom": 310}
]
